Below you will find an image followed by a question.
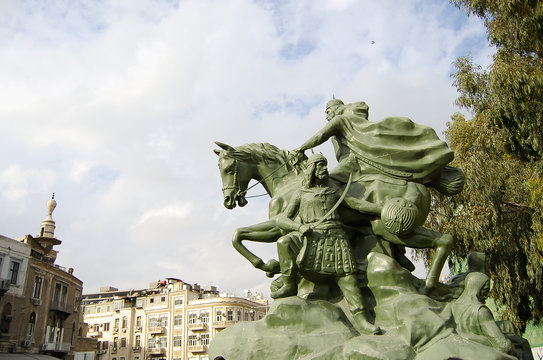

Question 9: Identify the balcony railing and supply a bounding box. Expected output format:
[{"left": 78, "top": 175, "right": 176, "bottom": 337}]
[
  {"left": 49, "top": 300, "right": 73, "bottom": 315},
  {"left": 188, "top": 345, "right": 207, "bottom": 353},
  {"left": 147, "top": 347, "right": 166, "bottom": 355},
  {"left": 212, "top": 320, "right": 237, "bottom": 328},
  {"left": 148, "top": 326, "right": 165, "bottom": 334},
  {"left": 188, "top": 322, "right": 207, "bottom": 331},
  {"left": 87, "top": 330, "right": 102, "bottom": 337}
]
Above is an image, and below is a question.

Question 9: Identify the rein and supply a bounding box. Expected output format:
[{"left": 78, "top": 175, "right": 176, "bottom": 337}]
[{"left": 222, "top": 155, "right": 289, "bottom": 198}]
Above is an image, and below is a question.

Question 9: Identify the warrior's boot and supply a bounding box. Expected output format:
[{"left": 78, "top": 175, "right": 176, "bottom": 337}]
[{"left": 353, "top": 311, "right": 382, "bottom": 335}]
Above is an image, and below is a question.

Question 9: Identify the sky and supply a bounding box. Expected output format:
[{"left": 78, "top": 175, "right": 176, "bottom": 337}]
[{"left": 0, "top": 0, "right": 494, "bottom": 297}]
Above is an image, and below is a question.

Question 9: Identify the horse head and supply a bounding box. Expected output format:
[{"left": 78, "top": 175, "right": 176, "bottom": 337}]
[
  {"left": 214, "top": 141, "right": 252, "bottom": 209},
  {"left": 214, "top": 141, "right": 298, "bottom": 210}
]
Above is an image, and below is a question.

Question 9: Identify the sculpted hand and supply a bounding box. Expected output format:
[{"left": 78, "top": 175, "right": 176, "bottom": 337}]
[
  {"left": 254, "top": 259, "right": 280, "bottom": 277},
  {"left": 299, "top": 224, "right": 312, "bottom": 237},
  {"left": 288, "top": 149, "right": 306, "bottom": 166},
  {"left": 261, "top": 259, "right": 280, "bottom": 278}
]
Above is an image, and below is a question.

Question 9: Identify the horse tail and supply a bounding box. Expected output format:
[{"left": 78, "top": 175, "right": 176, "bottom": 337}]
[{"left": 427, "top": 165, "right": 465, "bottom": 196}]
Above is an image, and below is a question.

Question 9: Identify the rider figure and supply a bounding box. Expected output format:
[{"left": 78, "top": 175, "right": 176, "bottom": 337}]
[
  {"left": 292, "top": 99, "right": 461, "bottom": 293},
  {"left": 274, "top": 153, "right": 381, "bottom": 335}
]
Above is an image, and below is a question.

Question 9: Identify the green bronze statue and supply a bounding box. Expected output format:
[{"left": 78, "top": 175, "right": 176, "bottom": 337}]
[
  {"left": 292, "top": 99, "right": 465, "bottom": 294},
  {"left": 273, "top": 153, "right": 380, "bottom": 334},
  {"left": 211, "top": 99, "right": 530, "bottom": 360}
]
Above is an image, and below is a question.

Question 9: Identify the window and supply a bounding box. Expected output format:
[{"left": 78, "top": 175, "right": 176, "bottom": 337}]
[
  {"left": 53, "top": 283, "right": 61, "bottom": 303},
  {"left": 97, "top": 307, "right": 101, "bottom": 313},
  {"left": 174, "top": 297, "right": 183, "bottom": 306},
  {"left": 147, "top": 337, "right": 155, "bottom": 348},
  {"left": 104, "top": 323, "right": 110, "bottom": 331},
  {"left": 227, "top": 310, "right": 233, "bottom": 321},
  {"left": 122, "top": 316, "right": 127, "bottom": 329},
  {"left": 8, "top": 260, "right": 20, "bottom": 285},
  {"left": 188, "top": 335, "right": 198, "bottom": 346},
  {"left": 158, "top": 336, "right": 167, "bottom": 347},
  {"left": 53, "top": 283, "right": 68, "bottom": 305},
  {"left": 215, "top": 310, "right": 222, "bottom": 321},
  {"left": 60, "top": 285, "right": 68, "bottom": 305},
  {"left": 174, "top": 314, "right": 183, "bottom": 326},
  {"left": 150, "top": 298, "right": 154, "bottom": 303},
  {"left": 32, "top": 276, "right": 43, "bottom": 299},
  {"left": 93, "top": 324, "right": 100, "bottom": 332},
  {"left": 161, "top": 296, "right": 166, "bottom": 302},
  {"left": 114, "top": 318, "right": 120, "bottom": 328},
  {"left": 201, "top": 311, "right": 209, "bottom": 323},
  {"left": 244, "top": 312, "right": 249, "bottom": 321},
  {"left": 136, "top": 316, "right": 142, "bottom": 327},
  {"left": 113, "top": 337, "right": 118, "bottom": 348},
  {"left": 237, "top": 310, "right": 241, "bottom": 321},
  {"left": 188, "top": 312, "right": 197, "bottom": 324},
  {"left": 201, "top": 334, "right": 210, "bottom": 345},
  {"left": 173, "top": 335, "right": 182, "bottom": 347},
  {"left": 27, "top": 312, "right": 36, "bottom": 337},
  {"left": 135, "top": 335, "right": 141, "bottom": 347},
  {"left": 120, "top": 337, "right": 126, "bottom": 348}
]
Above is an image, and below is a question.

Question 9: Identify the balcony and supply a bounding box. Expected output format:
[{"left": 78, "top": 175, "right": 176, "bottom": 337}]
[
  {"left": 212, "top": 320, "right": 237, "bottom": 328},
  {"left": 188, "top": 322, "right": 207, "bottom": 331},
  {"left": 148, "top": 326, "right": 165, "bottom": 334},
  {"left": 188, "top": 345, "right": 207, "bottom": 353},
  {"left": 87, "top": 330, "right": 102, "bottom": 337},
  {"left": 49, "top": 300, "right": 73, "bottom": 315},
  {"left": 147, "top": 347, "right": 166, "bottom": 355}
]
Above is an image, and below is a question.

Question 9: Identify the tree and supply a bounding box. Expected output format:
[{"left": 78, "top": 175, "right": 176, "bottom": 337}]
[{"left": 423, "top": 0, "right": 543, "bottom": 331}]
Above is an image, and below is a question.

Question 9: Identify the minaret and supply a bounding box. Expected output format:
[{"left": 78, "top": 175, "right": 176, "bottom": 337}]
[{"left": 39, "top": 193, "right": 57, "bottom": 238}]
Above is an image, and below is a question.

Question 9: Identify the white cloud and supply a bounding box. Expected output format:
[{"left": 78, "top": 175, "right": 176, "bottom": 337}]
[
  {"left": 137, "top": 203, "right": 193, "bottom": 225},
  {"left": 0, "top": 0, "right": 489, "bottom": 296}
]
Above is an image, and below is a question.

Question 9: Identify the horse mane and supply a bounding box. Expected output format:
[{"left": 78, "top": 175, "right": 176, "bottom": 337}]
[{"left": 225, "top": 143, "right": 289, "bottom": 165}]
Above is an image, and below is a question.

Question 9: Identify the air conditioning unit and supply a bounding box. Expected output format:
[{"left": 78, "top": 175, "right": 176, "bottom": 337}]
[
  {"left": 31, "top": 298, "right": 41, "bottom": 306},
  {"left": 0, "top": 279, "right": 10, "bottom": 291}
]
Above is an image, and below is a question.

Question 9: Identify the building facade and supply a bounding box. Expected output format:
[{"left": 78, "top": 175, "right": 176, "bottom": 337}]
[
  {"left": 0, "top": 196, "right": 90, "bottom": 358},
  {"left": 83, "top": 279, "right": 268, "bottom": 360}
]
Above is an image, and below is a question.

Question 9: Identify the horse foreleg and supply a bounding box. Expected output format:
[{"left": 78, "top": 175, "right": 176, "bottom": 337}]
[{"left": 232, "top": 220, "right": 282, "bottom": 274}]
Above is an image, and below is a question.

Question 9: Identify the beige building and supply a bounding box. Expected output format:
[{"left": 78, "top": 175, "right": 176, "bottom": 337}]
[
  {"left": 83, "top": 279, "right": 269, "bottom": 360},
  {"left": 0, "top": 196, "right": 91, "bottom": 359}
]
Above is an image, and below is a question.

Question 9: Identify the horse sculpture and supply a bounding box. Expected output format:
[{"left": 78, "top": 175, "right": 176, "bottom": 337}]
[{"left": 215, "top": 140, "right": 460, "bottom": 295}]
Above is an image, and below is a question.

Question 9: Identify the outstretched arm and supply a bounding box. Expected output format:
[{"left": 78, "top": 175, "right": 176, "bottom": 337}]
[
  {"left": 343, "top": 196, "right": 382, "bottom": 216},
  {"left": 297, "top": 116, "right": 341, "bottom": 151}
]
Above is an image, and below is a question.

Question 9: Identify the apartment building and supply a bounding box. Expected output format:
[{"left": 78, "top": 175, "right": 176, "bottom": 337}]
[
  {"left": 83, "top": 279, "right": 268, "bottom": 360},
  {"left": 0, "top": 196, "right": 90, "bottom": 358}
]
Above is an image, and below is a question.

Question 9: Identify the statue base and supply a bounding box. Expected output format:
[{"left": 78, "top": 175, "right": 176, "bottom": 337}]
[{"left": 209, "top": 253, "right": 517, "bottom": 360}]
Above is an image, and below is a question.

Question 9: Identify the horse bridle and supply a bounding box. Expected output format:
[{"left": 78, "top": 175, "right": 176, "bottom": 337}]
[
  {"left": 221, "top": 154, "right": 289, "bottom": 199},
  {"left": 221, "top": 157, "right": 243, "bottom": 197}
]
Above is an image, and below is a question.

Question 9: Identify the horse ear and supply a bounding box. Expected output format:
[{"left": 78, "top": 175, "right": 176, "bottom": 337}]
[
  {"left": 215, "top": 141, "right": 235, "bottom": 151},
  {"left": 213, "top": 149, "right": 221, "bottom": 156}
]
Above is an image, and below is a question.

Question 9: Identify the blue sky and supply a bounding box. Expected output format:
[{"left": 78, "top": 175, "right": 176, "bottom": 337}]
[{"left": 0, "top": 0, "right": 492, "bottom": 296}]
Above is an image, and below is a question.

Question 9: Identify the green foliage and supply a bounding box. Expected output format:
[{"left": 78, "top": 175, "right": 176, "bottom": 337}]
[{"left": 422, "top": 0, "right": 543, "bottom": 332}]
